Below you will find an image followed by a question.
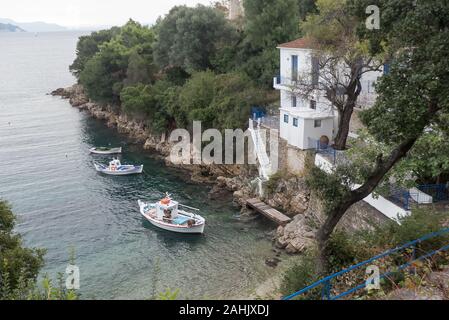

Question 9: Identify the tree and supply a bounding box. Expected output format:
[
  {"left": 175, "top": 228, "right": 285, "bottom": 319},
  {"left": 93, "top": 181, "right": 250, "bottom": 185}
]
[
  {"left": 243, "top": 0, "right": 300, "bottom": 50},
  {"left": 79, "top": 38, "right": 129, "bottom": 103},
  {"left": 236, "top": 0, "right": 301, "bottom": 86},
  {"left": 153, "top": 5, "right": 237, "bottom": 73},
  {"left": 298, "top": 0, "right": 318, "bottom": 21},
  {"left": 124, "top": 50, "right": 153, "bottom": 86},
  {"left": 309, "top": 0, "right": 449, "bottom": 274},
  {"left": 70, "top": 27, "right": 120, "bottom": 78},
  {"left": 295, "top": 0, "right": 383, "bottom": 150},
  {"left": 178, "top": 71, "right": 269, "bottom": 131},
  {"left": 0, "top": 201, "right": 45, "bottom": 299},
  {"left": 78, "top": 20, "right": 156, "bottom": 104}
]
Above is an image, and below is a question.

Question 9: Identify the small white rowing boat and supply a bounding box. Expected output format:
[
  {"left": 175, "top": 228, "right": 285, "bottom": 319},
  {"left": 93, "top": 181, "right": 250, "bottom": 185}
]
[
  {"left": 138, "top": 195, "right": 205, "bottom": 234},
  {"left": 90, "top": 147, "right": 122, "bottom": 155},
  {"left": 94, "top": 159, "right": 143, "bottom": 175}
]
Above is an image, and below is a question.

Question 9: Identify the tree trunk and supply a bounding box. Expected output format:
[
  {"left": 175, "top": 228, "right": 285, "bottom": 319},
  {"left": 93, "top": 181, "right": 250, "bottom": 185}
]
[
  {"left": 316, "top": 133, "right": 427, "bottom": 274},
  {"left": 333, "top": 78, "right": 361, "bottom": 151},
  {"left": 333, "top": 105, "right": 354, "bottom": 150}
]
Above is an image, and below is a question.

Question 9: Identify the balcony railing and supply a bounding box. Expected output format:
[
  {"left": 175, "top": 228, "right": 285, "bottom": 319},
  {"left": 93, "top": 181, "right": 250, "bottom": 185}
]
[{"left": 273, "top": 76, "right": 298, "bottom": 88}]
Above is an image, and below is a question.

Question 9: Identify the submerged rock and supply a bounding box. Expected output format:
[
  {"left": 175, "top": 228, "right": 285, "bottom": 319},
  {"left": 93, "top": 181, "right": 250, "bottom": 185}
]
[{"left": 265, "top": 257, "right": 282, "bottom": 268}]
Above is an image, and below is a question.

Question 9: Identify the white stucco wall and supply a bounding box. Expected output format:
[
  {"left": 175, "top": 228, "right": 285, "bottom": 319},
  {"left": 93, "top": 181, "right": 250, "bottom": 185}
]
[
  {"left": 279, "top": 47, "right": 313, "bottom": 82},
  {"left": 302, "top": 117, "right": 334, "bottom": 149},
  {"left": 277, "top": 46, "right": 384, "bottom": 148}
]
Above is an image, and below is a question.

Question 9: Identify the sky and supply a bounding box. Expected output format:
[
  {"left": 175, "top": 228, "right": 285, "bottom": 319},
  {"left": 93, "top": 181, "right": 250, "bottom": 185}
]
[{"left": 1, "top": 0, "right": 214, "bottom": 28}]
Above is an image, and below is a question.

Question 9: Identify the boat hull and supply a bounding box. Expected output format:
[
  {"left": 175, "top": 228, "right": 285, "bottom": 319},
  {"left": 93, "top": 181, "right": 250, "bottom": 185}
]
[
  {"left": 138, "top": 200, "right": 205, "bottom": 234},
  {"left": 94, "top": 163, "right": 143, "bottom": 175},
  {"left": 146, "top": 217, "right": 205, "bottom": 234},
  {"left": 90, "top": 147, "right": 122, "bottom": 155}
]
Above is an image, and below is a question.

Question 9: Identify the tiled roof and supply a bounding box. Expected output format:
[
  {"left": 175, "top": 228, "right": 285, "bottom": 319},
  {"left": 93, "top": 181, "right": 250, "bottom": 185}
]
[{"left": 278, "top": 37, "right": 314, "bottom": 49}]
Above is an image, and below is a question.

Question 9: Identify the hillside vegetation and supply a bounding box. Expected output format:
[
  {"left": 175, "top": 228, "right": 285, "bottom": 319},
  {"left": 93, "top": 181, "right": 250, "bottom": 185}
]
[{"left": 70, "top": 1, "right": 317, "bottom": 134}]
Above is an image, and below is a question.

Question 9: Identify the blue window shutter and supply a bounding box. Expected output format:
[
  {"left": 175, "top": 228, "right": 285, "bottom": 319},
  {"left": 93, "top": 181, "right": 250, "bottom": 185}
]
[
  {"left": 383, "top": 63, "right": 390, "bottom": 75},
  {"left": 292, "top": 55, "right": 298, "bottom": 80}
]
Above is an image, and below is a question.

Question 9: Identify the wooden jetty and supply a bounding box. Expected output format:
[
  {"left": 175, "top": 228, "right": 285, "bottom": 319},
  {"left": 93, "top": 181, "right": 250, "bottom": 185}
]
[{"left": 246, "top": 198, "right": 292, "bottom": 226}]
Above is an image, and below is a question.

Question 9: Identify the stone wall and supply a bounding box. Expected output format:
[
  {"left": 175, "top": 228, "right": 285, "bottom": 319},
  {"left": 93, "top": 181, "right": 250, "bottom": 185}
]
[{"left": 262, "top": 124, "right": 312, "bottom": 176}]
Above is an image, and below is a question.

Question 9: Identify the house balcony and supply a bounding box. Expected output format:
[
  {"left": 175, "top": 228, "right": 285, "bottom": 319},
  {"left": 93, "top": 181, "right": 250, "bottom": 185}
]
[{"left": 273, "top": 76, "right": 297, "bottom": 90}]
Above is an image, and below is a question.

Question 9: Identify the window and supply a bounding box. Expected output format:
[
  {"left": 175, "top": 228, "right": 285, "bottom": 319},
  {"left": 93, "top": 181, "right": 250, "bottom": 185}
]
[
  {"left": 292, "top": 95, "right": 297, "bottom": 108},
  {"left": 310, "top": 100, "right": 317, "bottom": 110},
  {"left": 284, "top": 114, "right": 289, "bottom": 123},
  {"left": 311, "top": 56, "right": 319, "bottom": 86},
  {"left": 314, "top": 120, "right": 322, "bottom": 128},
  {"left": 291, "top": 55, "right": 298, "bottom": 80},
  {"left": 293, "top": 118, "right": 299, "bottom": 127}
]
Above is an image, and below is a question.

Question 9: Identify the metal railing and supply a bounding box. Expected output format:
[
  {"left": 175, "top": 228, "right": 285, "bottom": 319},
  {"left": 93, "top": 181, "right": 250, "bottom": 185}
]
[
  {"left": 309, "top": 138, "right": 347, "bottom": 166},
  {"left": 283, "top": 228, "right": 449, "bottom": 300},
  {"left": 419, "top": 184, "right": 449, "bottom": 202},
  {"left": 259, "top": 115, "right": 280, "bottom": 130},
  {"left": 388, "top": 188, "right": 417, "bottom": 211}
]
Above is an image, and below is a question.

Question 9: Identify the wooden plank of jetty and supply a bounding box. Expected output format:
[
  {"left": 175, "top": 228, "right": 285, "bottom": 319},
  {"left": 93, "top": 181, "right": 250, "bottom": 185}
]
[{"left": 246, "top": 198, "right": 292, "bottom": 226}]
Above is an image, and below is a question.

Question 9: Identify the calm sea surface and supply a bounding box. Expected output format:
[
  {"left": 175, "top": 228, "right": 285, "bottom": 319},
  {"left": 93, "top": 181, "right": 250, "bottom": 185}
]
[{"left": 0, "top": 32, "right": 275, "bottom": 299}]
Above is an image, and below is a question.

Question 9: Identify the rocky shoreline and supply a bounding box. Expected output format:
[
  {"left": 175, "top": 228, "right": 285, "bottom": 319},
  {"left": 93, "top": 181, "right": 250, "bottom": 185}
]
[
  {"left": 51, "top": 84, "right": 383, "bottom": 260},
  {"left": 51, "top": 85, "right": 246, "bottom": 184}
]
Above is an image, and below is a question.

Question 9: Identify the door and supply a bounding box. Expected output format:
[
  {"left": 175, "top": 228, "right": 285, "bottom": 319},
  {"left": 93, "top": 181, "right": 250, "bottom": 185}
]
[{"left": 291, "top": 55, "right": 298, "bottom": 81}]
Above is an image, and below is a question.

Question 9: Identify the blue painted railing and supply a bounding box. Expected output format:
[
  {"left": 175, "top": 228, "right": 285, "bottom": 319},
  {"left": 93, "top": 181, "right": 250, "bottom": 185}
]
[
  {"left": 418, "top": 184, "right": 449, "bottom": 202},
  {"left": 283, "top": 228, "right": 449, "bottom": 300},
  {"left": 310, "top": 138, "right": 339, "bottom": 165}
]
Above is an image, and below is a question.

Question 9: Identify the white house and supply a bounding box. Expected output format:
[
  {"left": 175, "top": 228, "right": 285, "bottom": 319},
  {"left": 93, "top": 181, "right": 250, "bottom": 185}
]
[{"left": 273, "top": 38, "right": 385, "bottom": 150}]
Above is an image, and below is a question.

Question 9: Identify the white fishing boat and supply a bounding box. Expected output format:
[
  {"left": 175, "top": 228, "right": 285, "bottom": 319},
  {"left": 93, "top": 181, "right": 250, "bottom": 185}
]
[
  {"left": 138, "top": 195, "right": 205, "bottom": 234},
  {"left": 94, "top": 159, "right": 143, "bottom": 175},
  {"left": 89, "top": 147, "right": 122, "bottom": 155}
]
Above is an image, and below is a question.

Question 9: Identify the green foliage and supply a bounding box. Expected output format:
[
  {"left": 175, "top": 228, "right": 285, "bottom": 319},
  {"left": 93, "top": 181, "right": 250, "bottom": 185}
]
[
  {"left": 359, "top": 0, "right": 449, "bottom": 144},
  {"left": 280, "top": 253, "right": 320, "bottom": 298},
  {"left": 298, "top": 0, "right": 318, "bottom": 21},
  {"left": 25, "top": 274, "right": 79, "bottom": 301},
  {"left": 305, "top": 165, "right": 352, "bottom": 214},
  {"left": 70, "top": 27, "right": 120, "bottom": 77},
  {"left": 78, "top": 20, "right": 156, "bottom": 104},
  {"left": 244, "top": 0, "right": 300, "bottom": 50},
  {"left": 0, "top": 201, "right": 45, "bottom": 300},
  {"left": 264, "top": 171, "right": 288, "bottom": 195},
  {"left": 352, "top": 0, "right": 449, "bottom": 186},
  {"left": 121, "top": 84, "right": 155, "bottom": 116},
  {"left": 153, "top": 5, "right": 237, "bottom": 73},
  {"left": 281, "top": 209, "right": 449, "bottom": 299},
  {"left": 178, "top": 71, "right": 269, "bottom": 130},
  {"left": 238, "top": 0, "right": 302, "bottom": 87},
  {"left": 71, "top": 1, "right": 315, "bottom": 131},
  {"left": 0, "top": 201, "right": 80, "bottom": 300},
  {"left": 157, "top": 288, "right": 180, "bottom": 300}
]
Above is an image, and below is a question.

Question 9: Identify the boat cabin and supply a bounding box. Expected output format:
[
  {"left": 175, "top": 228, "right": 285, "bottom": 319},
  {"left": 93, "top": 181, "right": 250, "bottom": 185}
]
[
  {"left": 156, "top": 198, "right": 179, "bottom": 221},
  {"left": 109, "top": 159, "right": 121, "bottom": 170}
]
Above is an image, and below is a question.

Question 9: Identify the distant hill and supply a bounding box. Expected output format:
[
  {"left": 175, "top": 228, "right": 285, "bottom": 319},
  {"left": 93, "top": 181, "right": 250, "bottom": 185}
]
[
  {"left": 0, "top": 18, "right": 67, "bottom": 32},
  {"left": 0, "top": 23, "right": 25, "bottom": 32}
]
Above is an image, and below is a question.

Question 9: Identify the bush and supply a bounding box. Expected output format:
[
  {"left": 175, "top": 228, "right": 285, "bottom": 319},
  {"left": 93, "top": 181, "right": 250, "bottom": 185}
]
[
  {"left": 0, "top": 201, "right": 45, "bottom": 299},
  {"left": 280, "top": 253, "right": 320, "bottom": 299},
  {"left": 280, "top": 208, "right": 449, "bottom": 299}
]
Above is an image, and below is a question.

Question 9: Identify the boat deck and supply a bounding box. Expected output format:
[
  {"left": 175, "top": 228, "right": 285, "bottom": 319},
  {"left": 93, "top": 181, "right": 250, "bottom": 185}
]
[{"left": 246, "top": 198, "right": 292, "bottom": 226}]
